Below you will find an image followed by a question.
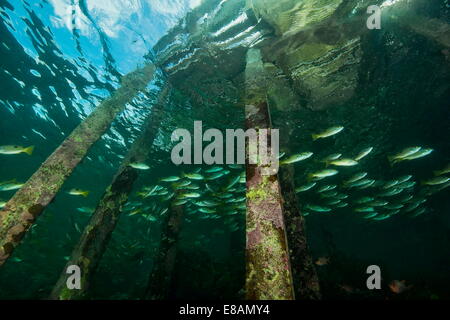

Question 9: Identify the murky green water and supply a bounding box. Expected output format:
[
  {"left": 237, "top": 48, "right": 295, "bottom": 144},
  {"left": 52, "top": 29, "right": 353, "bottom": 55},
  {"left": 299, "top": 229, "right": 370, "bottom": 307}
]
[{"left": 0, "top": 0, "right": 449, "bottom": 300}]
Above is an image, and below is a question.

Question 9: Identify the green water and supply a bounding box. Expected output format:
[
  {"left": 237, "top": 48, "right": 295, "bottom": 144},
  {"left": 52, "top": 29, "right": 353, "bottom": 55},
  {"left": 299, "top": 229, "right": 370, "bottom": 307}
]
[{"left": 0, "top": 0, "right": 449, "bottom": 300}]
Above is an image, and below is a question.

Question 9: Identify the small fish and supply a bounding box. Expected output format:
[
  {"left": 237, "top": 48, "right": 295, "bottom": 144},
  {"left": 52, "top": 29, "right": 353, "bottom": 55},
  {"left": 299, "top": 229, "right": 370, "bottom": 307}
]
[
  {"left": 326, "top": 199, "right": 341, "bottom": 206},
  {"left": 335, "top": 202, "right": 348, "bottom": 208},
  {"left": 228, "top": 164, "right": 243, "bottom": 170},
  {"left": 206, "top": 172, "right": 225, "bottom": 180},
  {"left": 372, "top": 214, "right": 390, "bottom": 221},
  {"left": 320, "top": 191, "right": 338, "bottom": 198},
  {"left": 397, "top": 181, "right": 416, "bottom": 189},
  {"left": 434, "top": 181, "right": 450, "bottom": 192},
  {"left": 0, "top": 145, "right": 34, "bottom": 155},
  {"left": 183, "top": 172, "right": 204, "bottom": 180},
  {"left": 345, "top": 172, "right": 368, "bottom": 184},
  {"left": 346, "top": 179, "right": 375, "bottom": 189},
  {"left": 422, "top": 176, "right": 449, "bottom": 186},
  {"left": 217, "top": 193, "right": 233, "bottom": 199},
  {"left": 355, "top": 207, "right": 375, "bottom": 213},
  {"left": 178, "top": 192, "right": 201, "bottom": 199},
  {"left": 308, "top": 169, "right": 338, "bottom": 180},
  {"left": 185, "top": 184, "right": 200, "bottom": 190},
  {"left": 295, "top": 182, "right": 316, "bottom": 193},
  {"left": 173, "top": 199, "right": 188, "bottom": 206},
  {"left": 223, "top": 175, "right": 241, "bottom": 190},
  {"left": 280, "top": 152, "right": 313, "bottom": 165},
  {"left": 0, "top": 180, "right": 24, "bottom": 192},
  {"left": 388, "top": 147, "right": 422, "bottom": 163},
  {"left": 205, "top": 183, "right": 217, "bottom": 193},
  {"left": 195, "top": 200, "right": 220, "bottom": 207},
  {"left": 306, "top": 204, "right": 332, "bottom": 212},
  {"left": 137, "top": 185, "right": 159, "bottom": 198},
  {"left": 404, "top": 202, "right": 422, "bottom": 212},
  {"left": 354, "top": 147, "right": 373, "bottom": 161},
  {"left": 317, "top": 184, "right": 337, "bottom": 193},
  {"left": 199, "top": 208, "right": 216, "bottom": 214},
  {"left": 129, "top": 162, "right": 150, "bottom": 170},
  {"left": 329, "top": 159, "right": 358, "bottom": 167},
  {"left": 357, "top": 180, "right": 376, "bottom": 189},
  {"left": 160, "top": 176, "right": 181, "bottom": 182},
  {"left": 410, "top": 207, "right": 427, "bottom": 218},
  {"left": 315, "top": 257, "right": 330, "bottom": 266},
  {"left": 383, "top": 180, "right": 399, "bottom": 189},
  {"left": 397, "top": 175, "right": 413, "bottom": 184},
  {"left": 76, "top": 207, "right": 95, "bottom": 214},
  {"left": 379, "top": 188, "right": 403, "bottom": 197},
  {"left": 355, "top": 197, "right": 375, "bottom": 204},
  {"left": 205, "top": 166, "right": 223, "bottom": 173},
  {"left": 68, "top": 189, "right": 90, "bottom": 197},
  {"left": 434, "top": 164, "right": 450, "bottom": 176},
  {"left": 389, "top": 280, "right": 412, "bottom": 294},
  {"left": 224, "top": 210, "right": 238, "bottom": 216},
  {"left": 156, "top": 189, "right": 169, "bottom": 196},
  {"left": 129, "top": 209, "right": 142, "bottom": 216},
  {"left": 312, "top": 126, "right": 344, "bottom": 141},
  {"left": 321, "top": 153, "right": 342, "bottom": 162},
  {"left": 401, "top": 148, "right": 433, "bottom": 161},
  {"left": 172, "top": 180, "right": 192, "bottom": 189},
  {"left": 335, "top": 193, "right": 349, "bottom": 200},
  {"left": 385, "top": 204, "right": 404, "bottom": 210},
  {"left": 363, "top": 212, "right": 379, "bottom": 219},
  {"left": 399, "top": 195, "right": 414, "bottom": 203},
  {"left": 368, "top": 200, "right": 389, "bottom": 207}
]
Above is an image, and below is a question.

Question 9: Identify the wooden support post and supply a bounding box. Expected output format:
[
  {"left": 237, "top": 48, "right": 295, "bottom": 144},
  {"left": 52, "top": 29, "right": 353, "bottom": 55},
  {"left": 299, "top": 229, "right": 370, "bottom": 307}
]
[
  {"left": 144, "top": 202, "right": 184, "bottom": 300},
  {"left": 244, "top": 48, "right": 295, "bottom": 300},
  {"left": 279, "top": 165, "right": 322, "bottom": 299}
]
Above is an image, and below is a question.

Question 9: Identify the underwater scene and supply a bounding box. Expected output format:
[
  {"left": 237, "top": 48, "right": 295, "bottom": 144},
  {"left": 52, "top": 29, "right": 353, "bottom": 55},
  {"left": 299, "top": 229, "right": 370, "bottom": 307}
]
[{"left": 0, "top": 0, "right": 449, "bottom": 301}]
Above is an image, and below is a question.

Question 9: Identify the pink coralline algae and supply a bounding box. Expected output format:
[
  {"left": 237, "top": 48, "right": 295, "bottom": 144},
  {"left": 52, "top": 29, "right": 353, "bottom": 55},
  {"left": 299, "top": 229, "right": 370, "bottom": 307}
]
[{"left": 247, "top": 226, "right": 263, "bottom": 250}]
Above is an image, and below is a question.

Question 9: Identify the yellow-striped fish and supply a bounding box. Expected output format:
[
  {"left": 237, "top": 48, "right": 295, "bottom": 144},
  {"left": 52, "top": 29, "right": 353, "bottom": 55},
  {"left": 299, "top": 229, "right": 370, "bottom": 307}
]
[
  {"left": 0, "top": 145, "right": 34, "bottom": 155},
  {"left": 312, "top": 126, "right": 344, "bottom": 141}
]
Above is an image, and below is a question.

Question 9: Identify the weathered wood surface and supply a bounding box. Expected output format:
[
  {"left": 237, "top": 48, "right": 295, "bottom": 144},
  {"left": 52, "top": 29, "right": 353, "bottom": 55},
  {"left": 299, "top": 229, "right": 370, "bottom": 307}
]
[
  {"left": 244, "top": 48, "right": 295, "bottom": 300},
  {"left": 0, "top": 64, "right": 156, "bottom": 267},
  {"left": 49, "top": 85, "right": 168, "bottom": 300}
]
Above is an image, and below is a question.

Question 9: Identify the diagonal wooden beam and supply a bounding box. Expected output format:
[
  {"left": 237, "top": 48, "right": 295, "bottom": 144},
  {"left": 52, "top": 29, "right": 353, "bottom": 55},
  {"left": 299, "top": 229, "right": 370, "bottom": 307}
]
[
  {"left": 0, "top": 64, "right": 156, "bottom": 268},
  {"left": 49, "top": 85, "right": 169, "bottom": 300}
]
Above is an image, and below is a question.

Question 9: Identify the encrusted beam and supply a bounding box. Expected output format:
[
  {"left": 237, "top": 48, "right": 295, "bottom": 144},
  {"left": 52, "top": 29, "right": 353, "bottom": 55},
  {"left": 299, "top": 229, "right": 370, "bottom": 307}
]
[
  {"left": 0, "top": 64, "right": 156, "bottom": 267},
  {"left": 48, "top": 85, "right": 168, "bottom": 300},
  {"left": 244, "top": 48, "right": 295, "bottom": 300}
]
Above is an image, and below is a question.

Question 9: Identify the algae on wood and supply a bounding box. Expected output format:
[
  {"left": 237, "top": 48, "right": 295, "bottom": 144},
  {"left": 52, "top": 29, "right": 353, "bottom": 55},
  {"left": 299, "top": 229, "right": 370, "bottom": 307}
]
[
  {"left": 0, "top": 64, "right": 156, "bottom": 267},
  {"left": 244, "top": 48, "right": 294, "bottom": 300},
  {"left": 144, "top": 202, "right": 185, "bottom": 300},
  {"left": 49, "top": 85, "right": 169, "bottom": 300}
]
